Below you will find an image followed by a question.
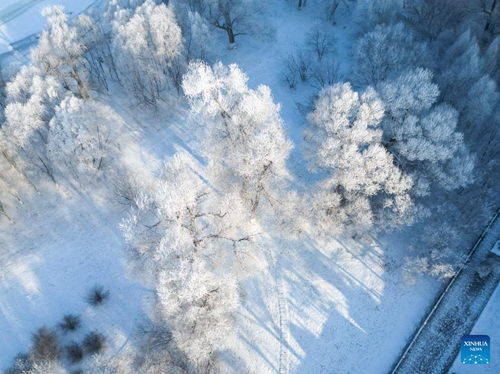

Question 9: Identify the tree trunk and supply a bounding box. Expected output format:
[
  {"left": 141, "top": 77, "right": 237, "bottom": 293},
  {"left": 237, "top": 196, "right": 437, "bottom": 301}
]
[
  {"left": 250, "top": 161, "right": 273, "bottom": 219},
  {"left": 298, "top": 0, "right": 303, "bottom": 9},
  {"left": 71, "top": 61, "right": 90, "bottom": 100},
  {"left": 226, "top": 27, "right": 236, "bottom": 49},
  {"left": 0, "top": 202, "right": 14, "bottom": 224},
  {"left": 483, "top": 0, "right": 498, "bottom": 34}
]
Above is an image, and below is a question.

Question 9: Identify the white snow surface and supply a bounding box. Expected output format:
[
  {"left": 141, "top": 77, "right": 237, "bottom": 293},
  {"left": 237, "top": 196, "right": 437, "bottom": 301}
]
[
  {"left": 0, "top": 2, "right": 451, "bottom": 373},
  {"left": 0, "top": 0, "right": 96, "bottom": 54},
  {"left": 492, "top": 240, "right": 500, "bottom": 256}
]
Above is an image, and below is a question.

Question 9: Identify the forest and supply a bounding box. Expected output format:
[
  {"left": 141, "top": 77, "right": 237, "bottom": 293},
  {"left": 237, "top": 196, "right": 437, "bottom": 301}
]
[{"left": 0, "top": 0, "right": 499, "bottom": 373}]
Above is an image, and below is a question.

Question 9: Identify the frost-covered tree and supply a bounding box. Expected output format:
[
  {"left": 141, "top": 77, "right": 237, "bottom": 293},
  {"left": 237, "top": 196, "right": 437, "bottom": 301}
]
[
  {"left": 186, "top": 10, "right": 214, "bottom": 61},
  {"left": 75, "top": 12, "right": 118, "bottom": 91},
  {"left": 182, "top": 62, "right": 293, "bottom": 218},
  {"left": 169, "top": 1, "right": 214, "bottom": 61},
  {"left": 353, "top": 22, "right": 430, "bottom": 86},
  {"left": 304, "top": 83, "right": 414, "bottom": 233},
  {"left": 436, "top": 30, "right": 483, "bottom": 105},
  {"left": 355, "top": 0, "right": 404, "bottom": 30},
  {"left": 122, "top": 155, "right": 252, "bottom": 369},
  {"left": 47, "top": 96, "right": 121, "bottom": 182},
  {"left": 0, "top": 66, "right": 6, "bottom": 123},
  {"left": 377, "top": 68, "right": 475, "bottom": 195},
  {"left": 483, "top": 36, "right": 500, "bottom": 82},
  {"left": 30, "top": 6, "right": 90, "bottom": 99},
  {"left": 112, "top": 0, "right": 183, "bottom": 105},
  {"left": 403, "top": 222, "right": 465, "bottom": 283},
  {"left": 1, "top": 66, "right": 65, "bottom": 184}
]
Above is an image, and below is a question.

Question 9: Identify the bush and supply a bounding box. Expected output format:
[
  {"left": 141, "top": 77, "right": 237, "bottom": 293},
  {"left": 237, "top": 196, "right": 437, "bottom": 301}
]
[
  {"left": 86, "top": 285, "right": 110, "bottom": 306},
  {"left": 31, "top": 326, "right": 60, "bottom": 361},
  {"left": 58, "top": 314, "right": 81, "bottom": 333},
  {"left": 66, "top": 342, "right": 84, "bottom": 364},
  {"left": 83, "top": 331, "right": 106, "bottom": 354}
]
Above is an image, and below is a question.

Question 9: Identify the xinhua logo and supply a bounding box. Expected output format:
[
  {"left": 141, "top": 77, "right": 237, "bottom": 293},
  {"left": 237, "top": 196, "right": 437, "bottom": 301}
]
[{"left": 461, "top": 335, "right": 490, "bottom": 365}]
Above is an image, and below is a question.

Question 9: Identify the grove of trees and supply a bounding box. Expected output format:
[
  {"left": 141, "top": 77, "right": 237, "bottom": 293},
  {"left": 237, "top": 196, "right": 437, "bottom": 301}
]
[{"left": 1, "top": 0, "right": 500, "bottom": 372}]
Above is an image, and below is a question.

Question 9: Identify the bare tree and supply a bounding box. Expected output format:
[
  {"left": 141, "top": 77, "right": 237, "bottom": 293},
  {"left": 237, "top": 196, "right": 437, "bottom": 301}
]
[
  {"left": 309, "top": 59, "right": 340, "bottom": 89},
  {"left": 203, "top": 0, "right": 271, "bottom": 48},
  {"left": 478, "top": 0, "right": 500, "bottom": 43},
  {"left": 281, "top": 49, "right": 311, "bottom": 85},
  {"left": 306, "top": 23, "right": 335, "bottom": 60}
]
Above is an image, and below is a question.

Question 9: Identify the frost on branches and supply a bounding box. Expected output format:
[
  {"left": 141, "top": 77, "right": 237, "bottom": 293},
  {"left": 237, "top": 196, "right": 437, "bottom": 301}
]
[
  {"left": 1, "top": 66, "right": 66, "bottom": 184},
  {"left": 30, "top": 6, "right": 90, "bottom": 99},
  {"left": 304, "top": 83, "right": 413, "bottom": 234},
  {"left": 47, "top": 96, "right": 122, "bottom": 183},
  {"left": 182, "top": 61, "right": 293, "bottom": 219},
  {"left": 122, "top": 155, "right": 255, "bottom": 370},
  {"left": 112, "top": 0, "right": 183, "bottom": 105},
  {"left": 377, "top": 68, "right": 475, "bottom": 195}
]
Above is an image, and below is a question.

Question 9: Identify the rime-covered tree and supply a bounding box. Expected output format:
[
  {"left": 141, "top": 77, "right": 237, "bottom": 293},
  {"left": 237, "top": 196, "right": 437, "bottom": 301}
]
[
  {"left": 1, "top": 66, "right": 65, "bottom": 184},
  {"left": 377, "top": 68, "right": 475, "bottom": 196},
  {"left": 112, "top": 0, "right": 183, "bottom": 105},
  {"left": 436, "top": 30, "right": 483, "bottom": 105},
  {"left": 304, "top": 83, "right": 414, "bottom": 233},
  {"left": 122, "top": 154, "right": 252, "bottom": 369},
  {"left": 30, "top": 6, "right": 90, "bottom": 99},
  {"left": 353, "top": 23, "right": 430, "bottom": 86},
  {"left": 75, "top": 12, "right": 118, "bottom": 91},
  {"left": 47, "top": 96, "right": 121, "bottom": 182},
  {"left": 182, "top": 61, "right": 293, "bottom": 218},
  {"left": 404, "top": 222, "right": 465, "bottom": 283},
  {"left": 0, "top": 65, "right": 6, "bottom": 123},
  {"left": 355, "top": 0, "right": 404, "bottom": 30}
]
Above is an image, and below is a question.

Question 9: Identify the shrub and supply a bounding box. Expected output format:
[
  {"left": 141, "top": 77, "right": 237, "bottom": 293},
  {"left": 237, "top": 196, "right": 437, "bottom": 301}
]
[
  {"left": 86, "top": 285, "right": 110, "bottom": 306},
  {"left": 66, "top": 342, "right": 84, "bottom": 364},
  {"left": 58, "top": 314, "right": 82, "bottom": 333},
  {"left": 83, "top": 331, "right": 106, "bottom": 354},
  {"left": 31, "top": 326, "right": 60, "bottom": 361}
]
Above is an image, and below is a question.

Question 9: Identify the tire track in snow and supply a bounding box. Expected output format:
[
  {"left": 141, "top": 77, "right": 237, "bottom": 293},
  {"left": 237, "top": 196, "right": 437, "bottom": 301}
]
[
  {"left": 274, "top": 241, "right": 290, "bottom": 374},
  {"left": 0, "top": 0, "right": 45, "bottom": 26}
]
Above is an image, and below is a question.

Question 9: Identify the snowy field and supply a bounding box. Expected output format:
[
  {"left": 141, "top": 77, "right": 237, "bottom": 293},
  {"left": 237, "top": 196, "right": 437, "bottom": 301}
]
[
  {"left": 0, "top": 3, "right": 444, "bottom": 372},
  {"left": 0, "top": 0, "right": 96, "bottom": 54},
  {"left": 0, "top": 96, "right": 441, "bottom": 372},
  {"left": 1, "top": 0, "right": 497, "bottom": 373}
]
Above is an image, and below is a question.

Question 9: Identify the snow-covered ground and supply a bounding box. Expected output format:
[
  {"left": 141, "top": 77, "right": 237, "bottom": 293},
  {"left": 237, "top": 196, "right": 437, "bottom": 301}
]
[
  {"left": 0, "top": 1, "right": 475, "bottom": 373},
  {"left": 0, "top": 93, "right": 183, "bottom": 370},
  {"left": 448, "top": 277, "right": 500, "bottom": 373},
  {"left": 0, "top": 0, "right": 96, "bottom": 54}
]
